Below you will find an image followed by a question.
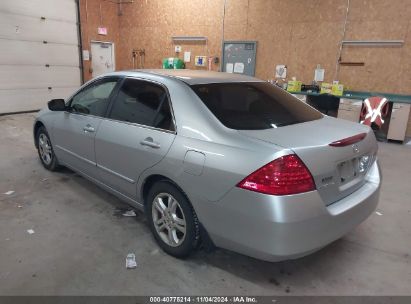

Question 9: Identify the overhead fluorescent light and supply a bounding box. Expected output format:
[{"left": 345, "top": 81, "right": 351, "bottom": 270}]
[{"left": 171, "top": 36, "right": 207, "bottom": 42}]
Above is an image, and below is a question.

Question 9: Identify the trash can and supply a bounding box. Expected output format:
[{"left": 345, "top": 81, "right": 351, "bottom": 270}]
[{"left": 162, "top": 57, "right": 185, "bottom": 69}]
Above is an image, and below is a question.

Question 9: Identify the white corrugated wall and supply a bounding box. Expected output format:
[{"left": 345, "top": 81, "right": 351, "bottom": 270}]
[{"left": 0, "top": 0, "right": 82, "bottom": 113}]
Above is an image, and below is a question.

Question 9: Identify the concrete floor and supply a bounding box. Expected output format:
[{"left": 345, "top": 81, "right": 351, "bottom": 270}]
[{"left": 0, "top": 113, "right": 410, "bottom": 296}]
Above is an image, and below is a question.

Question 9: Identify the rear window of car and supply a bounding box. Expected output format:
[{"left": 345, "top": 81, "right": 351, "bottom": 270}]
[{"left": 190, "top": 82, "right": 323, "bottom": 130}]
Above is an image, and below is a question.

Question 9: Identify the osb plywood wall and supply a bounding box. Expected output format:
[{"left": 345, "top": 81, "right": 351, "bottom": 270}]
[
  {"left": 116, "top": 0, "right": 224, "bottom": 71},
  {"left": 80, "top": 0, "right": 411, "bottom": 135},
  {"left": 79, "top": 0, "right": 120, "bottom": 82}
]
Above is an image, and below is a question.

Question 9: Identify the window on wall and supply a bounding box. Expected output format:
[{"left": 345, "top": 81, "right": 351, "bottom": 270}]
[{"left": 109, "top": 78, "right": 175, "bottom": 131}]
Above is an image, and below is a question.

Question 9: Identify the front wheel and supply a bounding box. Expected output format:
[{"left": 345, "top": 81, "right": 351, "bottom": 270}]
[
  {"left": 146, "top": 181, "right": 200, "bottom": 258},
  {"left": 36, "top": 126, "right": 59, "bottom": 171}
]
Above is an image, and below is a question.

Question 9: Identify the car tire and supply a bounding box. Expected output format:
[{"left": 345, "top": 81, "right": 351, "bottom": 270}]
[
  {"left": 36, "top": 126, "right": 60, "bottom": 171},
  {"left": 146, "top": 181, "right": 200, "bottom": 258}
]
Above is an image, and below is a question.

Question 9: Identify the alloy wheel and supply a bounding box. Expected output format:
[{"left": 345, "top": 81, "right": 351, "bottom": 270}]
[
  {"left": 151, "top": 193, "right": 186, "bottom": 247},
  {"left": 38, "top": 133, "right": 53, "bottom": 165}
]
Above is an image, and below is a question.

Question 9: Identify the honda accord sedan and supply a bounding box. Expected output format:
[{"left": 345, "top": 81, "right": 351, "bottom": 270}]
[{"left": 33, "top": 70, "right": 381, "bottom": 261}]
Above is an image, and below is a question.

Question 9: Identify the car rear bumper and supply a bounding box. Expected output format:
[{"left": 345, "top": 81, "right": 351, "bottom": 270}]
[{"left": 194, "top": 160, "right": 381, "bottom": 262}]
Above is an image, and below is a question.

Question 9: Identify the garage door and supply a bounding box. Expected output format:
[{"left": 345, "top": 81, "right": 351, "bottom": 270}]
[{"left": 0, "top": 0, "right": 82, "bottom": 114}]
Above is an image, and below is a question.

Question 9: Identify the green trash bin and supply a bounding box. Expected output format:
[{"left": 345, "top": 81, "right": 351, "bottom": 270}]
[{"left": 162, "top": 57, "right": 185, "bottom": 69}]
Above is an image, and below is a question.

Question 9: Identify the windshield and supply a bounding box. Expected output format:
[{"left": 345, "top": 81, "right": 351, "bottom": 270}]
[{"left": 190, "top": 82, "right": 323, "bottom": 130}]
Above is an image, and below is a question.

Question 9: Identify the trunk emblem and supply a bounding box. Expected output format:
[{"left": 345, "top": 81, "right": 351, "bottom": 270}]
[{"left": 352, "top": 144, "right": 360, "bottom": 153}]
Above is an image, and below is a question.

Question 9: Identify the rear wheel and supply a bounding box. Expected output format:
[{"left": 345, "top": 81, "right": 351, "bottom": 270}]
[
  {"left": 36, "top": 126, "right": 59, "bottom": 171},
  {"left": 146, "top": 181, "right": 200, "bottom": 258}
]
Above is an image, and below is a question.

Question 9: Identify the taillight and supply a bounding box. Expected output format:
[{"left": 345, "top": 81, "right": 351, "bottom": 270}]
[{"left": 237, "top": 155, "right": 316, "bottom": 196}]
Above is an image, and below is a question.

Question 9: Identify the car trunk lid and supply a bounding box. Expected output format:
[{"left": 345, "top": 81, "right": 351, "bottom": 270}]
[{"left": 239, "top": 116, "right": 378, "bottom": 205}]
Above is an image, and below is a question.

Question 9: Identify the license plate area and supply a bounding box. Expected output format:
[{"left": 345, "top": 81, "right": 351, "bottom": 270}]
[
  {"left": 338, "top": 159, "right": 357, "bottom": 184},
  {"left": 337, "top": 154, "right": 371, "bottom": 184},
  {"left": 338, "top": 154, "right": 372, "bottom": 184}
]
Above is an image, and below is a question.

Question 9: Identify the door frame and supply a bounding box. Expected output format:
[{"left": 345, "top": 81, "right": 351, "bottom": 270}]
[
  {"left": 90, "top": 40, "right": 116, "bottom": 77},
  {"left": 221, "top": 40, "right": 257, "bottom": 76}
]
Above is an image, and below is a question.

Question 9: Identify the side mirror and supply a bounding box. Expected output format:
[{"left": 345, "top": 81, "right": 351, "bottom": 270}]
[{"left": 48, "top": 99, "right": 66, "bottom": 111}]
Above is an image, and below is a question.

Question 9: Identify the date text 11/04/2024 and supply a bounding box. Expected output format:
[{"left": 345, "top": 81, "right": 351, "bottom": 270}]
[{"left": 149, "top": 297, "right": 258, "bottom": 303}]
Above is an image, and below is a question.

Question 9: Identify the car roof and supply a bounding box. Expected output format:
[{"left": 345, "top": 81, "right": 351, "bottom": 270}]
[{"left": 111, "top": 69, "right": 263, "bottom": 85}]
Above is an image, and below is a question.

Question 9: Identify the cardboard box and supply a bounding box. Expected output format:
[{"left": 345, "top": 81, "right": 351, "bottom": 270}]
[
  {"left": 332, "top": 83, "right": 344, "bottom": 96},
  {"left": 287, "top": 80, "right": 302, "bottom": 93},
  {"left": 320, "top": 82, "right": 332, "bottom": 94}
]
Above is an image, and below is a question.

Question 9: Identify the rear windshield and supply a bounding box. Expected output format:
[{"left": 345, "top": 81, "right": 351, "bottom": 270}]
[{"left": 190, "top": 82, "right": 322, "bottom": 130}]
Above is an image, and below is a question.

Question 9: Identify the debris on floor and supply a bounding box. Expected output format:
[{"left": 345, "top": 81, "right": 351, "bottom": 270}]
[
  {"left": 113, "top": 208, "right": 138, "bottom": 218},
  {"left": 17, "top": 205, "right": 22, "bottom": 208},
  {"left": 376, "top": 211, "right": 383, "bottom": 216},
  {"left": 122, "top": 210, "right": 137, "bottom": 217},
  {"left": 41, "top": 178, "right": 49, "bottom": 182},
  {"left": 285, "top": 286, "right": 291, "bottom": 293},
  {"left": 26, "top": 229, "right": 35, "bottom": 234},
  {"left": 268, "top": 278, "right": 280, "bottom": 286},
  {"left": 4, "top": 190, "right": 15, "bottom": 195},
  {"left": 126, "top": 253, "right": 137, "bottom": 269},
  {"left": 150, "top": 249, "right": 159, "bottom": 255}
]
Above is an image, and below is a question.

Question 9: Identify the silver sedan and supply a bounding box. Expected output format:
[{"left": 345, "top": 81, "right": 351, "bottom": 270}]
[{"left": 33, "top": 70, "right": 381, "bottom": 261}]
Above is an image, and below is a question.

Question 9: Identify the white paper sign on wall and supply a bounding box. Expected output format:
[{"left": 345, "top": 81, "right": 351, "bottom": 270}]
[
  {"left": 275, "top": 65, "right": 287, "bottom": 78},
  {"left": 82, "top": 50, "right": 90, "bottom": 61},
  {"left": 233, "top": 62, "right": 244, "bottom": 74},
  {"left": 314, "top": 68, "right": 325, "bottom": 82},
  {"left": 195, "top": 56, "right": 207, "bottom": 67},
  {"left": 98, "top": 27, "right": 107, "bottom": 35},
  {"left": 226, "top": 63, "right": 234, "bottom": 73},
  {"left": 184, "top": 51, "right": 191, "bottom": 63}
]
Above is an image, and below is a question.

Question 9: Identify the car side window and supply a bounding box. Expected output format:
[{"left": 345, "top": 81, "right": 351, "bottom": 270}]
[
  {"left": 109, "top": 78, "right": 175, "bottom": 131},
  {"left": 69, "top": 78, "right": 118, "bottom": 117}
]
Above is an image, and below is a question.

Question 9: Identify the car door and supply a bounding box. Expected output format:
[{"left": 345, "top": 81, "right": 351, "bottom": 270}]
[
  {"left": 52, "top": 77, "right": 121, "bottom": 178},
  {"left": 95, "top": 77, "right": 176, "bottom": 200}
]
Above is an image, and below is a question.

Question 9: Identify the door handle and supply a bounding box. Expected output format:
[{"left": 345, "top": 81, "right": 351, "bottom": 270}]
[
  {"left": 83, "top": 124, "right": 95, "bottom": 133},
  {"left": 140, "top": 137, "right": 161, "bottom": 149}
]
